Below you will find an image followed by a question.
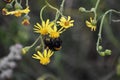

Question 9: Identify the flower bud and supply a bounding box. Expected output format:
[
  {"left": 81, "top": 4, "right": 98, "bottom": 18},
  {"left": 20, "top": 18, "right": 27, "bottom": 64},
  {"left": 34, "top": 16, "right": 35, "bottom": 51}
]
[
  {"left": 100, "top": 52, "right": 105, "bottom": 56},
  {"left": 21, "top": 15, "right": 30, "bottom": 26},
  {"left": 14, "top": 2, "right": 23, "bottom": 10},
  {"left": 5, "top": 3, "right": 13, "bottom": 9},
  {"left": 105, "top": 49, "right": 112, "bottom": 55},
  {"left": 98, "top": 46, "right": 103, "bottom": 51},
  {"left": 21, "top": 46, "right": 31, "bottom": 54},
  {"left": 79, "top": 7, "right": 86, "bottom": 12},
  {"left": 90, "top": 8, "right": 95, "bottom": 12}
]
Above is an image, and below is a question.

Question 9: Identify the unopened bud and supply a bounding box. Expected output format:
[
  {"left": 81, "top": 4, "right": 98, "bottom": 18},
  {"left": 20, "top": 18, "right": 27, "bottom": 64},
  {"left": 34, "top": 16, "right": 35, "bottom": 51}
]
[
  {"left": 98, "top": 46, "right": 103, "bottom": 51},
  {"left": 90, "top": 8, "right": 95, "bottom": 12},
  {"left": 21, "top": 46, "right": 31, "bottom": 54},
  {"left": 79, "top": 7, "right": 86, "bottom": 12},
  {"left": 5, "top": 3, "right": 13, "bottom": 9},
  {"left": 105, "top": 49, "right": 112, "bottom": 55},
  {"left": 100, "top": 52, "right": 105, "bottom": 56},
  {"left": 14, "top": 3, "right": 23, "bottom": 10}
]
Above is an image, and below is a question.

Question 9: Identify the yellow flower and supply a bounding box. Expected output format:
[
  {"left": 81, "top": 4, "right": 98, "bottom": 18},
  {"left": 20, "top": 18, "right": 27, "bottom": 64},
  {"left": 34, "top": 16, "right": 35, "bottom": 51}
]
[
  {"left": 34, "top": 19, "right": 54, "bottom": 35},
  {"left": 57, "top": 16, "right": 74, "bottom": 28},
  {"left": 5, "top": 6, "right": 30, "bottom": 17},
  {"left": 32, "top": 49, "right": 54, "bottom": 65},
  {"left": 86, "top": 17, "right": 96, "bottom": 31},
  {"left": 49, "top": 25, "right": 63, "bottom": 38}
]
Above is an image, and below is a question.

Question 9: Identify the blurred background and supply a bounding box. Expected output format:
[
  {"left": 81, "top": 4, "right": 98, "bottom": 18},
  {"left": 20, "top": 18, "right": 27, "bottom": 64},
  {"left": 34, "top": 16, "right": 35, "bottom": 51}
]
[{"left": 0, "top": 0, "right": 120, "bottom": 80}]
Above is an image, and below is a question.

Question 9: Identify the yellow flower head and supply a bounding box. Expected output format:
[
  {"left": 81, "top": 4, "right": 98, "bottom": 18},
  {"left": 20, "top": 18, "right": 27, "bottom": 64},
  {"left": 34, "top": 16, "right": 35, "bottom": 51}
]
[
  {"left": 49, "top": 25, "right": 63, "bottom": 38},
  {"left": 86, "top": 17, "right": 96, "bottom": 31},
  {"left": 34, "top": 19, "right": 54, "bottom": 35},
  {"left": 32, "top": 49, "right": 54, "bottom": 65},
  {"left": 57, "top": 16, "right": 74, "bottom": 28},
  {"left": 5, "top": 6, "right": 30, "bottom": 17}
]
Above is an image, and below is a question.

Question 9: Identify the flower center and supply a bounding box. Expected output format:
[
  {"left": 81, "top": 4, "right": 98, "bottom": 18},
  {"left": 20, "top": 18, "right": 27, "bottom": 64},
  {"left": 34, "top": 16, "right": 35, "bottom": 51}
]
[
  {"left": 14, "top": 11, "right": 22, "bottom": 17},
  {"left": 40, "top": 28, "right": 48, "bottom": 35},
  {"left": 40, "top": 58, "right": 50, "bottom": 65},
  {"left": 50, "top": 32, "right": 60, "bottom": 38},
  {"left": 64, "top": 21, "right": 69, "bottom": 26}
]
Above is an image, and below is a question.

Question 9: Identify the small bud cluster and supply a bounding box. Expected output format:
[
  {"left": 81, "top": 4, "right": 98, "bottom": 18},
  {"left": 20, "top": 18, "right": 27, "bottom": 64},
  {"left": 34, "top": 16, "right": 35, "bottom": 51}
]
[{"left": 2, "top": 0, "right": 30, "bottom": 26}]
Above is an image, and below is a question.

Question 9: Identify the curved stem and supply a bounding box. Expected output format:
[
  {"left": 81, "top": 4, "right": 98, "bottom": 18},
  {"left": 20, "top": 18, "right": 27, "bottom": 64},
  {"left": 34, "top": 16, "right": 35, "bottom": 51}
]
[
  {"left": 40, "top": 5, "right": 47, "bottom": 21},
  {"left": 45, "top": 1, "right": 63, "bottom": 17},
  {"left": 96, "top": 9, "right": 120, "bottom": 53},
  {"left": 30, "top": 36, "right": 40, "bottom": 48}
]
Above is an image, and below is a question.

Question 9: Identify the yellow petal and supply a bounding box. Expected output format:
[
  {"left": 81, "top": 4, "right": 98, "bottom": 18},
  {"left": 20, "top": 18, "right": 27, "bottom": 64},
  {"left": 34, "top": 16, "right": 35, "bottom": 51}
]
[
  {"left": 60, "top": 17, "right": 66, "bottom": 22},
  {"left": 68, "top": 16, "right": 71, "bottom": 21},
  {"left": 43, "top": 49, "right": 47, "bottom": 57},
  {"left": 36, "top": 23, "right": 42, "bottom": 28},
  {"left": 90, "top": 17, "right": 93, "bottom": 22},
  {"left": 32, "top": 54, "right": 40, "bottom": 59},
  {"left": 46, "top": 19, "right": 49, "bottom": 27},
  {"left": 48, "top": 22, "right": 54, "bottom": 27},
  {"left": 53, "top": 25, "right": 57, "bottom": 31},
  {"left": 37, "top": 51, "right": 43, "bottom": 58}
]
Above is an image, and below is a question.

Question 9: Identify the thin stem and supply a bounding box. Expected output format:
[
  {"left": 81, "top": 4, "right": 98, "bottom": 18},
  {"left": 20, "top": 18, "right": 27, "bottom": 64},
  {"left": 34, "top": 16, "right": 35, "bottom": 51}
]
[
  {"left": 94, "top": 0, "right": 100, "bottom": 21},
  {"left": 20, "top": 0, "right": 22, "bottom": 4},
  {"left": 45, "top": 1, "right": 63, "bottom": 18},
  {"left": 40, "top": 35, "right": 45, "bottom": 52},
  {"left": 26, "top": 0, "right": 28, "bottom": 7},
  {"left": 40, "top": 5, "right": 47, "bottom": 21},
  {"left": 94, "top": 0, "right": 100, "bottom": 11},
  {"left": 10, "top": 0, "right": 15, "bottom": 4},
  {"left": 96, "top": 9, "right": 120, "bottom": 53},
  {"left": 30, "top": 36, "right": 40, "bottom": 48},
  {"left": 15, "top": 0, "right": 18, "bottom": 3},
  {"left": 54, "top": 0, "right": 65, "bottom": 22},
  {"left": 60, "top": 0, "right": 65, "bottom": 15}
]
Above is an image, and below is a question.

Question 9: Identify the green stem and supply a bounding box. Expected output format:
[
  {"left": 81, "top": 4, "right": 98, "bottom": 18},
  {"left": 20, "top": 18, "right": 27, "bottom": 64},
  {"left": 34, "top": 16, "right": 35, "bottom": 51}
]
[
  {"left": 10, "top": 0, "right": 15, "bottom": 4},
  {"left": 94, "top": 0, "right": 100, "bottom": 11},
  {"left": 40, "top": 5, "right": 47, "bottom": 21},
  {"left": 94, "top": 0, "right": 100, "bottom": 21},
  {"left": 45, "top": 1, "right": 63, "bottom": 20},
  {"left": 96, "top": 9, "right": 120, "bottom": 53},
  {"left": 54, "top": 0, "right": 65, "bottom": 22},
  {"left": 60, "top": 0, "right": 65, "bottom": 15},
  {"left": 30, "top": 36, "right": 40, "bottom": 48},
  {"left": 26, "top": 0, "right": 28, "bottom": 7},
  {"left": 15, "top": 0, "right": 18, "bottom": 3},
  {"left": 40, "top": 35, "right": 45, "bottom": 51},
  {"left": 20, "top": 0, "right": 22, "bottom": 4}
]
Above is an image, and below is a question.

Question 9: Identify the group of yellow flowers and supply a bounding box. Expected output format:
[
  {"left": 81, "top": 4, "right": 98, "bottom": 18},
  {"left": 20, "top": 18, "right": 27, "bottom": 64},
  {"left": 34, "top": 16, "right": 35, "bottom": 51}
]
[
  {"left": 32, "top": 16, "right": 74, "bottom": 65},
  {"left": 2, "top": 0, "right": 97, "bottom": 65}
]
